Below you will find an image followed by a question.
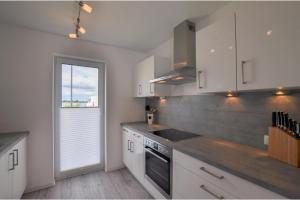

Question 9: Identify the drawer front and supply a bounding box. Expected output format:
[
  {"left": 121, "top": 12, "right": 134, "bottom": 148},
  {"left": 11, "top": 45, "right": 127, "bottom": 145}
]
[
  {"left": 122, "top": 128, "right": 131, "bottom": 136},
  {"left": 173, "top": 163, "right": 236, "bottom": 199},
  {"left": 173, "top": 150, "right": 284, "bottom": 199},
  {"left": 131, "top": 131, "right": 143, "bottom": 144}
]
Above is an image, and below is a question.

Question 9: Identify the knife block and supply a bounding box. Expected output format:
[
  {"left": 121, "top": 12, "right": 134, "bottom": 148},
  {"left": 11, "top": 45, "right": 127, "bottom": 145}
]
[{"left": 268, "top": 127, "right": 300, "bottom": 167}]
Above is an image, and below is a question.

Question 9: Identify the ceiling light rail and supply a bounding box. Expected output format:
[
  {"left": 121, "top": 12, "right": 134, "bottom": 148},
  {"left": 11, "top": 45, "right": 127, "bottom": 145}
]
[{"left": 68, "top": 1, "right": 92, "bottom": 39}]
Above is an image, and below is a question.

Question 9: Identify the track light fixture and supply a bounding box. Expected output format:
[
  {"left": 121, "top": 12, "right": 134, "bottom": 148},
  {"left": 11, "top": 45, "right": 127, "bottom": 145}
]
[
  {"left": 68, "top": 1, "right": 92, "bottom": 39},
  {"left": 79, "top": 1, "right": 93, "bottom": 14}
]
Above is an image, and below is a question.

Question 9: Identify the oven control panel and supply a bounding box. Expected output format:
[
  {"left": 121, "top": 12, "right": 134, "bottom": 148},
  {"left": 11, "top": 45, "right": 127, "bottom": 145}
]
[{"left": 144, "top": 138, "right": 170, "bottom": 157}]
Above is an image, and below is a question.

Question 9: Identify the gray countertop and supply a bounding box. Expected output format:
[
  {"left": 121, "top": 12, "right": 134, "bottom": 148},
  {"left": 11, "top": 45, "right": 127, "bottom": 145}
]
[
  {"left": 121, "top": 122, "right": 300, "bottom": 199},
  {"left": 0, "top": 131, "right": 29, "bottom": 157}
]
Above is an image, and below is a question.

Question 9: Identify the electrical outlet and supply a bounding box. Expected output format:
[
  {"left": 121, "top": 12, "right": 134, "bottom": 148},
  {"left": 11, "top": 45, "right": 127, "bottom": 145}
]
[{"left": 264, "top": 135, "right": 269, "bottom": 145}]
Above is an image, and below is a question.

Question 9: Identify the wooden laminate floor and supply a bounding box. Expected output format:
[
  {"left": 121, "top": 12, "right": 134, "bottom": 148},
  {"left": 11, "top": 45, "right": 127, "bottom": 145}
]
[{"left": 22, "top": 168, "right": 152, "bottom": 199}]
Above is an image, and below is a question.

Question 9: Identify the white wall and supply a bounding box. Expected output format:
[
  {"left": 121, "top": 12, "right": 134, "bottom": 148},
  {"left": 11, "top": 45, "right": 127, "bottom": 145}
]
[{"left": 0, "top": 23, "right": 146, "bottom": 192}]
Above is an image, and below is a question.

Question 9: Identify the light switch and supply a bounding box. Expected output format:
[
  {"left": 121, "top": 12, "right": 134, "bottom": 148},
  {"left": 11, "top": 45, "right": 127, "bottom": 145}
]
[{"left": 264, "top": 135, "right": 269, "bottom": 145}]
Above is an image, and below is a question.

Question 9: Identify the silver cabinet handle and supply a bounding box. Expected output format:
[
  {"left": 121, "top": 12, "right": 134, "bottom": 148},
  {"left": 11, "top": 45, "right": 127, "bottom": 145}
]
[
  {"left": 138, "top": 84, "right": 142, "bottom": 95},
  {"left": 123, "top": 129, "right": 128, "bottom": 133},
  {"left": 9, "top": 152, "right": 15, "bottom": 171},
  {"left": 145, "top": 147, "right": 168, "bottom": 163},
  {"left": 127, "top": 140, "right": 130, "bottom": 151},
  {"left": 198, "top": 70, "right": 203, "bottom": 88},
  {"left": 130, "top": 141, "right": 134, "bottom": 152},
  {"left": 150, "top": 83, "right": 154, "bottom": 94},
  {"left": 200, "top": 185, "right": 224, "bottom": 199},
  {"left": 13, "top": 149, "right": 18, "bottom": 167},
  {"left": 200, "top": 167, "right": 224, "bottom": 179},
  {"left": 241, "top": 61, "right": 247, "bottom": 84}
]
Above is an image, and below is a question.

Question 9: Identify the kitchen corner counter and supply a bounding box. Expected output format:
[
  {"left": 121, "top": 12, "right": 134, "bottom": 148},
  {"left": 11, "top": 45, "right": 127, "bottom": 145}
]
[
  {"left": 120, "top": 121, "right": 168, "bottom": 132},
  {"left": 0, "top": 131, "right": 29, "bottom": 158},
  {"left": 121, "top": 122, "right": 172, "bottom": 147},
  {"left": 121, "top": 122, "right": 300, "bottom": 199}
]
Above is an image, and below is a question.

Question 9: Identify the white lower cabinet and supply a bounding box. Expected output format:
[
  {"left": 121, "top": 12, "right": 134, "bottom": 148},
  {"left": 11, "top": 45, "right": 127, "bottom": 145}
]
[
  {"left": 131, "top": 131, "right": 145, "bottom": 184},
  {"left": 173, "top": 164, "right": 236, "bottom": 199},
  {"left": 122, "top": 129, "right": 131, "bottom": 169},
  {"left": 173, "top": 150, "right": 284, "bottom": 199},
  {"left": 0, "top": 137, "right": 27, "bottom": 199},
  {"left": 122, "top": 128, "right": 144, "bottom": 184},
  {"left": 122, "top": 128, "right": 165, "bottom": 199},
  {"left": 0, "top": 148, "right": 13, "bottom": 198}
]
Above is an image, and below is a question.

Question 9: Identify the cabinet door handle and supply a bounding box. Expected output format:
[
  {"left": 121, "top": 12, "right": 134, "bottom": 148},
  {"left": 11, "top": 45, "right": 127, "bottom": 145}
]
[
  {"left": 138, "top": 84, "right": 142, "bottom": 95},
  {"left": 150, "top": 83, "right": 154, "bottom": 94},
  {"left": 241, "top": 61, "right": 247, "bottom": 84},
  {"left": 200, "top": 185, "right": 224, "bottom": 199},
  {"left": 13, "top": 149, "right": 18, "bottom": 166},
  {"left": 198, "top": 70, "right": 203, "bottom": 88},
  {"left": 130, "top": 141, "right": 134, "bottom": 152},
  {"left": 9, "top": 152, "right": 15, "bottom": 171},
  {"left": 200, "top": 167, "right": 224, "bottom": 179},
  {"left": 127, "top": 140, "right": 130, "bottom": 151}
]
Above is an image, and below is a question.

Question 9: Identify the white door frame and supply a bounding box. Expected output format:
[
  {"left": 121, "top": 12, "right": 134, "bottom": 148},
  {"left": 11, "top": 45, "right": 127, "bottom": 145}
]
[{"left": 52, "top": 54, "right": 107, "bottom": 180}]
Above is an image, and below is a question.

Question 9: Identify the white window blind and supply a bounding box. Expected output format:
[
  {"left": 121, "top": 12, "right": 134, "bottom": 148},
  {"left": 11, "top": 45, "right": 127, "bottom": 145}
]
[{"left": 59, "top": 108, "right": 101, "bottom": 171}]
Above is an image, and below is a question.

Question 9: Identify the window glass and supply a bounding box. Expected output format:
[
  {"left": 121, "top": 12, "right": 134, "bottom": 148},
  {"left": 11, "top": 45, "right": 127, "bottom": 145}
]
[
  {"left": 62, "top": 64, "right": 71, "bottom": 107},
  {"left": 61, "top": 65, "right": 98, "bottom": 108},
  {"left": 72, "top": 66, "right": 98, "bottom": 107}
]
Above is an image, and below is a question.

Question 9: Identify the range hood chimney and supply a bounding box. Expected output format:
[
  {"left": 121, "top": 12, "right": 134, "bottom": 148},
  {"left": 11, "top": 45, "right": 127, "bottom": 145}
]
[{"left": 150, "top": 20, "right": 196, "bottom": 85}]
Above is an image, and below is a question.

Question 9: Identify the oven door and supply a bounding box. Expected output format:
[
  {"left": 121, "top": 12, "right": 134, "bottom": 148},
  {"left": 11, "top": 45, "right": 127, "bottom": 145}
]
[{"left": 145, "top": 146, "right": 170, "bottom": 197}]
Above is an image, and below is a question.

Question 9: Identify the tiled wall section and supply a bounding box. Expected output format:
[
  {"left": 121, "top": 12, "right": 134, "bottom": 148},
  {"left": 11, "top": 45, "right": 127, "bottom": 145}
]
[{"left": 146, "top": 92, "right": 300, "bottom": 150}]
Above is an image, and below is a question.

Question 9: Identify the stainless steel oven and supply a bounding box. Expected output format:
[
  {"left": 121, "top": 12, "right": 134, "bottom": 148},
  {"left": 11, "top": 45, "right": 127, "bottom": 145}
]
[{"left": 144, "top": 137, "right": 171, "bottom": 198}]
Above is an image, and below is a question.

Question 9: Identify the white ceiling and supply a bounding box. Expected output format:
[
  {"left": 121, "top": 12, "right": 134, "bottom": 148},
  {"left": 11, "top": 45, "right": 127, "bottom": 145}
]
[{"left": 0, "top": 1, "right": 227, "bottom": 52}]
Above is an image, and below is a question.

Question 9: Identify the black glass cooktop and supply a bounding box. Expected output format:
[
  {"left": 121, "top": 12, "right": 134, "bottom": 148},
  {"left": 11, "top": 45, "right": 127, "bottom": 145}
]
[{"left": 152, "top": 129, "right": 200, "bottom": 142}]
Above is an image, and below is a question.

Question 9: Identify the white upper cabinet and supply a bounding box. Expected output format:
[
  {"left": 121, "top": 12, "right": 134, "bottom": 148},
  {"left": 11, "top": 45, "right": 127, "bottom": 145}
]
[
  {"left": 236, "top": 2, "right": 300, "bottom": 90},
  {"left": 196, "top": 13, "right": 236, "bottom": 93},
  {"left": 134, "top": 62, "right": 143, "bottom": 97},
  {"left": 134, "top": 56, "right": 171, "bottom": 97}
]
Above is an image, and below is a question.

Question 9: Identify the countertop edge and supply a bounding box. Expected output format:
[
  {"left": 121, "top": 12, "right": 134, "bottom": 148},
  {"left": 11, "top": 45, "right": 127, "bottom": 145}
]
[{"left": 0, "top": 131, "right": 29, "bottom": 158}]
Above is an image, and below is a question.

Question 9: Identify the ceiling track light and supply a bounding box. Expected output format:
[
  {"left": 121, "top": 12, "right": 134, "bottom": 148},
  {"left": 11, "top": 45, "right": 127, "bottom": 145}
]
[
  {"left": 79, "top": 1, "right": 93, "bottom": 14},
  {"left": 68, "top": 1, "right": 92, "bottom": 39}
]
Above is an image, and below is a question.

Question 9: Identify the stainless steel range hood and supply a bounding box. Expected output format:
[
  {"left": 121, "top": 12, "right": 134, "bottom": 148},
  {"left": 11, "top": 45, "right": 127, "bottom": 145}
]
[{"left": 150, "top": 20, "right": 196, "bottom": 85}]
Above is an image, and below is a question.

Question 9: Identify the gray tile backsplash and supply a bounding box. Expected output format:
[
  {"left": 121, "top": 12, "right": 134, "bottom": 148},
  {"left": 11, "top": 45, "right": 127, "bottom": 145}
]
[{"left": 146, "top": 92, "right": 300, "bottom": 150}]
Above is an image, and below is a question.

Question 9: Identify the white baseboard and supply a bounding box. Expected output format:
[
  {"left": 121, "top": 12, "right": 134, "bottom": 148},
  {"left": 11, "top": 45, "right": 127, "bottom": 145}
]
[
  {"left": 105, "top": 163, "right": 124, "bottom": 172},
  {"left": 24, "top": 181, "right": 56, "bottom": 194}
]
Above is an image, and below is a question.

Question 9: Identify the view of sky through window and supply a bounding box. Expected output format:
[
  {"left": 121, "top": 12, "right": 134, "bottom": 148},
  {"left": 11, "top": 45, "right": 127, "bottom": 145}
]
[{"left": 62, "top": 64, "right": 98, "bottom": 107}]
